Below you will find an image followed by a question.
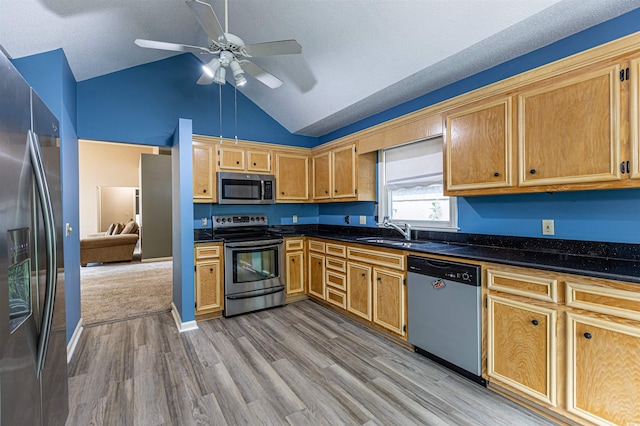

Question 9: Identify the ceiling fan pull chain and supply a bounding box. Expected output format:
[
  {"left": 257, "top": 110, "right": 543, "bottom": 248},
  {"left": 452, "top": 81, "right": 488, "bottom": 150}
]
[
  {"left": 234, "top": 83, "right": 238, "bottom": 144},
  {"left": 219, "top": 84, "right": 223, "bottom": 144}
]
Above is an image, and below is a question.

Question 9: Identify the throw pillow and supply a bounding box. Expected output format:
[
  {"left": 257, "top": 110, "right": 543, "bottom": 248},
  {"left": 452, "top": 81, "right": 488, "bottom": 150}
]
[
  {"left": 105, "top": 223, "right": 116, "bottom": 236},
  {"left": 112, "top": 222, "right": 125, "bottom": 235},
  {"left": 122, "top": 220, "right": 139, "bottom": 234}
]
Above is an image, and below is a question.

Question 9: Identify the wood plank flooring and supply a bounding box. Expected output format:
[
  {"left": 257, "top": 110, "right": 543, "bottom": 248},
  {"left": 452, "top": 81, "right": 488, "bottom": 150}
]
[{"left": 66, "top": 300, "right": 556, "bottom": 425}]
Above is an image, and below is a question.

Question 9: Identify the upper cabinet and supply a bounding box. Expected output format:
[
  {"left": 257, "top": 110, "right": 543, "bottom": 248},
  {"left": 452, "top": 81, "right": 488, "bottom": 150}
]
[
  {"left": 193, "top": 142, "right": 215, "bottom": 203},
  {"left": 311, "top": 143, "right": 376, "bottom": 202},
  {"left": 274, "top": 150, "right": 309, "bottom": 202},
  {"left": 630, "top": 57, "right": 640, "bottom": 180},
  {"left": 517, "top": 64, "right": 621, "bottom": 187},
  {"left": 444, "top": 97, "right": 513, "bottom": 192},
  {"left": 218, "top": 145, "right": 272, "bottom": 173}
]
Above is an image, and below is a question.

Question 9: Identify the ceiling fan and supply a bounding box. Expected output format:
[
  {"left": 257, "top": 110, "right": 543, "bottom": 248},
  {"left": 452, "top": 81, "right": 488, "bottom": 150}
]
[{"left": 135, "top": 0, "right": 301, "bottom": 88}]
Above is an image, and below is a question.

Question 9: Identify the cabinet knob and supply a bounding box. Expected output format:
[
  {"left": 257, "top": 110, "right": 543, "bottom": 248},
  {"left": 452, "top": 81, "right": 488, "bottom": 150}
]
[
  {"left": 377, "top": 277, "right": 382, "bottom": 281},
  {"left": 325, "top": 190, "right": 328, "bottom": 194},
  {"left": 209, "top": 268, "right": 213, "bottom": 272},
  {"left": 291, "top": 258, "right": 295, "bottom": 262},
  {"left": 584, "top": 332, "right": 592, "bottom": 339},
  {"left": 203, "top": 189, "right": 207, "bottom": 193},
  {"left": 531, "top": 319, "right": 539, "bottom": 326},
  {"left": 236, "top": 161, "right": 240, "bottom": 164},
  {"left": 281, "top": 192, "right": 285, "bottom": 195},
  {"left": 317, "top": 261, "right": 322, "bottom": 265},
  {"left": 253, "top": 162, "right": 257, "bottom": 166},
  {"left": 361, "top": 273, "right": 366, "bottom": 277},
  {"left": 529, "top": 169, "right": 536, "bottom": 175},
  {"left": 335, "top": 189, "right": 338, "bottom": 193},
  {"left": 621, "top": 161, "right": 626, "bottom": 174},
  {"left": 494, "top": 172, "right": 500, "bottom": 177}
]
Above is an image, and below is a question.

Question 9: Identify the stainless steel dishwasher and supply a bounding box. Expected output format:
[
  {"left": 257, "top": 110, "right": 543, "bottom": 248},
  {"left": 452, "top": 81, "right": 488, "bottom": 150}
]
[{"left": 407, "top": 255, "right": 485, "bottom": 385}]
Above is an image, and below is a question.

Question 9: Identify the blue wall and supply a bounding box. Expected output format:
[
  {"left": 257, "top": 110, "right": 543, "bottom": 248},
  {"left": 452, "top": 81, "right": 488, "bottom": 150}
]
[
  {"left": 77, "top": 54, "right": 316, "bottom": 148},
  {"left": 13, "top": 49, "right": 82, "bottom": 343}
]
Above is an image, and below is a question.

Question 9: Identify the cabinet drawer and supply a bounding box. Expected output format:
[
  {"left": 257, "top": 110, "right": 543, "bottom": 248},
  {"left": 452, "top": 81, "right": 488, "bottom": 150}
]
[
  {"left": 308, "top": 240, "right": 325, "bottom": 253},
  {"left": 487, "top": 269, "right": 557, "bottom": 303},
  {"left": 195, "top": 245, "right": 221, "bottom": 260},
  {"left": 566, "top": 281, "right": 640, "bottom": 322},
  {"left": 347, "top": 247, "right": 404, "bottom": 271},
  {"left": 326, "top": 287, "right": 347, "bottom": 309},
  {"left": 285, "top": 239, "right": 304, "bottom": 251},
  {"left": 326, "top": 257, "right": 346, "bottom": 273},
  {"left": 325, "top": 243, "right": 346, "bottom": 257},
  {"left": 326, "top": 271, "right": 346, "bottom": 291}
]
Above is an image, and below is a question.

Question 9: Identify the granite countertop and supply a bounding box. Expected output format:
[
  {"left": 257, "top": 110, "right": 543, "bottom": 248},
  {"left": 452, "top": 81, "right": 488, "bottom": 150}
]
[{"left": 194, "top": 225, "right": 640, "bottom": 284}]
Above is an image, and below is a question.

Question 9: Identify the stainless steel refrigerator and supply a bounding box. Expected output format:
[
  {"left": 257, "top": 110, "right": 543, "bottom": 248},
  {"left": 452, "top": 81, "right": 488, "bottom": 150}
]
[{"left": 0, "top": 50, "right": 69, "bottom": 424}]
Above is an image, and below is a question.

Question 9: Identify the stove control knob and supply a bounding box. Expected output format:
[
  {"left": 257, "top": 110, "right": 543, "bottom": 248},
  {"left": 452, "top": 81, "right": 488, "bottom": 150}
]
[
  {"left": 462, "top": 272, "right": 470, "bottom": 281},
  {"left": 215, "top": 218, "right": 220, "bottom": 222}
]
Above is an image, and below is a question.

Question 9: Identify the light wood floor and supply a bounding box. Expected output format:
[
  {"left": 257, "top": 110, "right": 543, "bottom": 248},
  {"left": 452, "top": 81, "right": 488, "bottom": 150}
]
[{"left": 67, "top": 300, "right": 555, "bottom": 425}]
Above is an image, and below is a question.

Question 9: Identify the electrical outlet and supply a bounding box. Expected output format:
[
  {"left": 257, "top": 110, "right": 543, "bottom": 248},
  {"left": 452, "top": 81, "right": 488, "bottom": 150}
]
[
  {"left": 542, "top": 219, "right": 554, "bottom": 236},
  {"left": 201, "top": 217, "right": 208, "bottom": 227},
  {"left": 345, "top": 215, "right": 350, "bottom": 224},
  {"left": 359, "top": 215, "right": 366, "bottom": 225},
  {"left": 293, "top": 215, "right": 298, "bottom": 224}
]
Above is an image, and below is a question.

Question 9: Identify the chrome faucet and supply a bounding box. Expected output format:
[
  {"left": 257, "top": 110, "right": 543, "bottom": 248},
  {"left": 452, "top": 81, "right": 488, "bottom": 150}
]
[{"left": 383, "top": 216, "right": 411, "bottom": 240}]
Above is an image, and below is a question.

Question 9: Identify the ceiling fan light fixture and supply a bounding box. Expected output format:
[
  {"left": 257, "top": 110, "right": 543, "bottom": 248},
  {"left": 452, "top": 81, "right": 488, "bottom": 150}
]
[
  {"left": 213, "top": 66, "right": 226, "bottom": 85},
  {"left": 203, "top": 58, "right": 221, "bottom": 77},
  {"left": 229, "top": 60, "right": 247, "bottom": 86}
]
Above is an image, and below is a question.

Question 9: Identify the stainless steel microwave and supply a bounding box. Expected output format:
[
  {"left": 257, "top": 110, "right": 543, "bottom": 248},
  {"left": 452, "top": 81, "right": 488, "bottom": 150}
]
[{"left": 217, "top": 172, "right": 275, "bottom": 204}]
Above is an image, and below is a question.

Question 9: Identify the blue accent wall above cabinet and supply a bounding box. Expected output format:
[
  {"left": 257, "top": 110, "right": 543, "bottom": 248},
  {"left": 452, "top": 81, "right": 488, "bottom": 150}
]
[{"left": 77, "top": 54, "right": 317, "bottom": 148}]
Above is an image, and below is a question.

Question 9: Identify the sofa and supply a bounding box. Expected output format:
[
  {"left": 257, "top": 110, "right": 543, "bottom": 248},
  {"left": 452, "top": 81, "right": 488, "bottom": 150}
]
[{"left": 80, "top": 220, "right": 139, "bottom": 266}]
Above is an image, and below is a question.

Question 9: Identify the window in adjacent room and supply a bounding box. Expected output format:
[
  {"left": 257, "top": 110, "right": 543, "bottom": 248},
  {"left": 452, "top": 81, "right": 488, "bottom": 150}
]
[{"left": 378, "top": 136, "right": 457, "bottom": 230}]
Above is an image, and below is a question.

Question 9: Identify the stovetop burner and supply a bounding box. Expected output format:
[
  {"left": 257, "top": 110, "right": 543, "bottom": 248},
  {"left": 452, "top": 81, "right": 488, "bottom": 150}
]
[{"left": 211, "top": 214, "right": 282, "bottom": 243}]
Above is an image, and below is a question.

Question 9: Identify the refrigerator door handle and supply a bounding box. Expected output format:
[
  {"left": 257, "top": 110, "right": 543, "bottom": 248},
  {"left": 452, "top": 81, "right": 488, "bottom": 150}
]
[{"left": 28, "top": 130, "right": 58, "bottom": 377}]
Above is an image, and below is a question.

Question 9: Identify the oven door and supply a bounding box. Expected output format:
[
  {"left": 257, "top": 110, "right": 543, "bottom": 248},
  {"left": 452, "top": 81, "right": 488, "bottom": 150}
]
[{"left": 224, "top": 239, "right": 284, "bottom": 296}]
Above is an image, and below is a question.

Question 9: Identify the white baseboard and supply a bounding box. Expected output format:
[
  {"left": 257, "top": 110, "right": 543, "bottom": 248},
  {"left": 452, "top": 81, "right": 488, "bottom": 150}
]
[
  {"left": 67, "top": 319, "right": 83, "bottom": 363},
  {"left": 171, "top": 302, "right": 198, "bottom": 333}
]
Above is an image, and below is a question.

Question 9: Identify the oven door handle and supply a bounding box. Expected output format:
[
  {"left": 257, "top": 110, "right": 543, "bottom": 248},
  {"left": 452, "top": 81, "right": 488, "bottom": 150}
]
[
  {"left": 225, "top": 240, "right": 283, "bottom": 249},
  {"left": 227, "top": 285, "right": 285, "bottom": 300}
]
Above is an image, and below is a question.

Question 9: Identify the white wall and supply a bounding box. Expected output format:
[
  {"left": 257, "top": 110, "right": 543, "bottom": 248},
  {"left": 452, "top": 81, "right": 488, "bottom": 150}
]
[{"left": 78, "top": 140, "right": 156, "bottom": 237}]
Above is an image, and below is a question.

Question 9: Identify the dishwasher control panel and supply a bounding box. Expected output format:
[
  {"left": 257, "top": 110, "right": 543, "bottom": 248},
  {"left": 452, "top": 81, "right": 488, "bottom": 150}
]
[{"left": 407, "top": 256, "right": 480, "bottom": 286}]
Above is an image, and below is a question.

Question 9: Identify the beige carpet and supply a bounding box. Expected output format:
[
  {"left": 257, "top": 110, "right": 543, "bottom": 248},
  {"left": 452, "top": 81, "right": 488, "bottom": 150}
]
[{"left": 81, "top": 260, "right": 172, "bottom": 325}]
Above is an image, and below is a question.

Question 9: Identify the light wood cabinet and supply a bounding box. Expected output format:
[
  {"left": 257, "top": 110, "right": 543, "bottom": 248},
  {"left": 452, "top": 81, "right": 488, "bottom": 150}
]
[
  {"left": 487, "top": 294, "right": 557, "bottom": 407},
  {"left": 347, "top": 262, "right": 372, "bottom": 321},
  {"left": 312, "top": 151, "right": 331, "bottom": 200},
  {"left": 285, "top": 238, "right": 305, "bottom": 301},
  {"left": 217, "top": 145, "right": 272, "bottom": 173},
  {"left": 308, "top": 252, "right": 325, "bottom": 299},
  {"left": 194, "top": 243, "right": 223, "bottom": 316},
  {"left": 445, "top": 97, "right": 513, "bottom": 192},
  {"left": 193, "top": 142, "right": 215, "bottom": 203},
  {"left": 630, "top": 57, "right": 640, "bottom": 180},
  {"left": 311, "top": 143, "right": 376, "bottom": 202},
  {"left": 275, "top": 151, "right": 309, "bottom": 201},
  {"left": 372, "top": 269, "right": 405, "bottom": 336},
  {"left": 518, "top": 64, "right": 621, "bottom": 186}
]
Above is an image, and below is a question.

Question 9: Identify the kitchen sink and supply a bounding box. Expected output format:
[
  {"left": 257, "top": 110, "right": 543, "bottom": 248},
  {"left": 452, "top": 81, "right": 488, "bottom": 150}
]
[{"left": 356, "top": 237, "right": 414, "bottom": 248}]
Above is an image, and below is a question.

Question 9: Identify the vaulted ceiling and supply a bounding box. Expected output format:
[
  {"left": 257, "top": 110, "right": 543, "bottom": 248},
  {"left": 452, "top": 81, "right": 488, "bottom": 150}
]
[{"left": 2, "top": 0, "right": 639, "bottom": 137}]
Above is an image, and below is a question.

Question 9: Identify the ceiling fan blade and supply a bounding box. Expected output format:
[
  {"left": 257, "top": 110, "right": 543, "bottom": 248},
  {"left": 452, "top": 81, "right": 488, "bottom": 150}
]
[
  {"left": 243, "top": 40, "right": 302, "bottom": 57},
  {"left": 135, "top": 39, "right": 211, "bottom": 55},
  {"left": 185, "top": 0, "right": 228, "bottom": 44},
  {"left": 241, "top": 61, "right": 283, "bottom": 89},
  {"left": 197, "top": 72, "right": 215, "bottom": 85}
]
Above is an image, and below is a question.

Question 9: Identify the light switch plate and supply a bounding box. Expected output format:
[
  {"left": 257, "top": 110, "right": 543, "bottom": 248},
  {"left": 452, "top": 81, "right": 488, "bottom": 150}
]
[
  {"left": 360, "top": 215, "right": 366, "bottom": 225},
  {"left": 293, "top": 215, "right": 298, "bottom": 223},
  {"left": 542, "top": 219, "right": 554, "bottom": 235}
]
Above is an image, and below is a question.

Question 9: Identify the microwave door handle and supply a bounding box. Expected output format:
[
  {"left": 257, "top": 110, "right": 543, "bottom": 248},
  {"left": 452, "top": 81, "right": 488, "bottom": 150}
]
[
  {"left": 28, "top": 130, "right": 57, "bottom": 378},
  {"left": 261, "top": 179, "right": 265, "bottom": 200}
]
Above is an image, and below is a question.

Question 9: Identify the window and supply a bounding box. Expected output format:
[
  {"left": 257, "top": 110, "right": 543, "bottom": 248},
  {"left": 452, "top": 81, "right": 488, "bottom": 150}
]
[{"left": 378, "top": 137, "right": 457, "bottom": 230}]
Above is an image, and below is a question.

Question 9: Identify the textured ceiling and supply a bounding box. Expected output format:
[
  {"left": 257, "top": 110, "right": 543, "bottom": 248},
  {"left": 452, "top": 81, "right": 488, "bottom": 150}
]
[{"left": 1, "top": 0, "right": 640, "bottom": 137}]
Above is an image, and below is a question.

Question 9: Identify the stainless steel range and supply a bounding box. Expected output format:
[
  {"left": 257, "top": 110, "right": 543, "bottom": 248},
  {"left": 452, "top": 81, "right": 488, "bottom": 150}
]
[{"left": 212, "top": 215, "right": 285, "bottom": 317}]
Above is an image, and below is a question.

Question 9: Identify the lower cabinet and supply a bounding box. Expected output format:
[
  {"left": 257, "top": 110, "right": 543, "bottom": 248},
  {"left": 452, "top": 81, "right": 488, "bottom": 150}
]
[
  {"left": 347, "top": 262, "right": 372, "bottom": 320},
  {"left": 194, "top": 243, "right": 224, "bottom": 317},
  {"left": 372, "top": 269, "right": 406, "bottom": 336},
  {"left": 308, "top": 252, "right": 325, "bottom": 299},
  {"left": 486, "top": 264, "right": 640, "bottom": 425},
  {"left": 285, "top": 238, "right": 305, "bottom": 301}
]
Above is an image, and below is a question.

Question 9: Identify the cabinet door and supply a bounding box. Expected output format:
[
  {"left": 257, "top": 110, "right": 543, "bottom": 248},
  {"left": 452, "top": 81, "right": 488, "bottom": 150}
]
[
  {"left": 487, "top": 295, "right": 557, "bottom": 406},
  {"left": 372, "top": 269, "right": 405, "bottom": 336},
  {"left": 308, "top": 253, "right": 325, "bottom": 299},
  {"left": 193, "top": 143, "right": 215, "bottom": 202},
  {"left": 445, "top": 98, "right": 513, "bottom": 191},
  {"left": 247, "top": 149, "right": 271, "bottom": 173},
  {"left": 218, "top": 146, "right": 245, "bottom": 170},
  {"left": 312, "top": 151, "right": 332, "bottom": 200},
  {"left": 518, "top": 65, "right": 621, "bottom": 186},
  {"left": 631, "top": 57, "right": 640, "bottom": 180},
  {"left": 332, "top": 144, "right": 357, "bottom": 199},
  {"left": 286, "top": 251, "right": 305, "bottom": 296},
  {"left": 195, "top": 259, "right": 222, "bottom": 313},
  {"left": 275, "top": 152, "right": 309, "bottom": 201},
  {"left": 347, "top": 262, "right": 372, "bottom": 320},
  {"left": 567, "top": 312, "right": 640, "bottom": 425}
]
